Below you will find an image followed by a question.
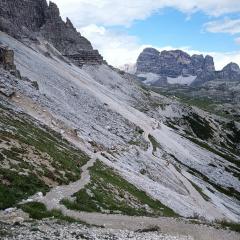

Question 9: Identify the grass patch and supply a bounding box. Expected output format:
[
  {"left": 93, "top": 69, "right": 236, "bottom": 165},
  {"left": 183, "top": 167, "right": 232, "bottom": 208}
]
[
  {"left": 0, "top": 168, "right": 48, "bottom": 209},
  {"left": 20, "top": 202, "right": 78, "bottom": 222},
  {"left": 151, "top": 87, "right": 239, "bottom": 121},
  {"left": 0, "top": 103, "right": 89, "bottom": 209},
  {"left": 0, "top": 107, "right": 89, "bottom": 178},
  {"left": 62, "top": 161, "right": 178, "bottom": 217},
  {"left": 170, "top": 154, "right": 240, "bottom": 201},
  {"left": 217, "top": 220, "right": 240, "bottom": 233}
]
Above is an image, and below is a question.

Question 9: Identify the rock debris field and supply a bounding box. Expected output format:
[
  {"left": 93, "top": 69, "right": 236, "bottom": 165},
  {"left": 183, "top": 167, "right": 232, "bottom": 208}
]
[{"left": 0, "top": 220, "right": 193, "bottom": 240}]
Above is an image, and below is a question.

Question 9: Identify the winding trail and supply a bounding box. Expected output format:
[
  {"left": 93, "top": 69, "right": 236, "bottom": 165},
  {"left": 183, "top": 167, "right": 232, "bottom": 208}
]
[
  {"left": 31, "top": 131, "right": 239, "bottom": 240},
  {"left": 35, "top": 153, "right": 99, "bottom": 210}
]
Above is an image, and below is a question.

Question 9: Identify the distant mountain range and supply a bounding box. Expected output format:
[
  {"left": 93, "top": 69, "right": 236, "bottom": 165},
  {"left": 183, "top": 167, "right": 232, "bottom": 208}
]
[
  {"left": 122, "top": 48, "right": 240, "bottom": 87},
  {"left": 121, "top": 48, "right": 240, "bottom": 119}
]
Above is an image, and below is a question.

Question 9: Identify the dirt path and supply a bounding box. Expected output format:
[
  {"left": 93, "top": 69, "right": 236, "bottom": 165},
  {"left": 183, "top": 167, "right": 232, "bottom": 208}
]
[
  {"left": 55, "top": 210, "right": 240, "bottom": 240},
  {"left": 33, "top": 153, "right": 98, "bottom": 210}
]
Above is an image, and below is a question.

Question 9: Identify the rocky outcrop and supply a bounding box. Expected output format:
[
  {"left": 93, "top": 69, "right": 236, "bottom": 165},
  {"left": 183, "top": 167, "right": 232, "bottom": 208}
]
[
  {"left": 0, "top": 44, "right": 20, "bottom": 78},
  {"left": 194, "top": 62, "right": 240, "bottom": 86},
  {"left": 68, "top": 50, "right": 104, "bottom": 67},
  {"left": 0, "top": 0, "right": 104, "bottom": 66},
  {"left": 0, "top": 67, "right": 17, "bottom": 97},
  {"left": 136, "top": 48, "right": 215, "bottom": 79},
  {"left": 0, "top": 45, "right": 15, "bottom": 70}
]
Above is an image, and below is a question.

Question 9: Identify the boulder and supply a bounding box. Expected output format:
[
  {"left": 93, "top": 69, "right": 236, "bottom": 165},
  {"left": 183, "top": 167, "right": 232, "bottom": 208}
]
[{"left": 0, "top": 45, "right": 16, "bottom": 70}]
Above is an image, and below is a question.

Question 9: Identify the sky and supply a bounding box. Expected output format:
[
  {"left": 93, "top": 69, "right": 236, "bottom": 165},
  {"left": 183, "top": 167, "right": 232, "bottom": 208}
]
[{"left": 50, "top": 0, "right": 240, "bottom": 70}]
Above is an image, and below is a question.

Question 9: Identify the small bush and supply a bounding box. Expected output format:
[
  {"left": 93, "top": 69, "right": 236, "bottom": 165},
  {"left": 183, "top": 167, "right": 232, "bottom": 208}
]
[{"left": 217, "top": 220, "right": 240, "bottom": 233}]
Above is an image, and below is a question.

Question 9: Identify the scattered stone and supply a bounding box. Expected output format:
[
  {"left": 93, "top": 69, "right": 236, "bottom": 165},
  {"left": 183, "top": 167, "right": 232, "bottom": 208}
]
[
  {"left": 0, "top": 220, "right": 194, "bottom": 240},
  {"left": 4, "top": 208, "right": 17, "bottom": 214}
]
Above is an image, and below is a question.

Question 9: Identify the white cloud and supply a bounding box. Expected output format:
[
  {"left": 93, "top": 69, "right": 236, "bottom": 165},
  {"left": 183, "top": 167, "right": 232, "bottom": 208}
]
[
  {"left": 204, "top": 18, "right": 240, "bottom": 34},
  {"left": 79, "top": 25, "right": 146, "bottom": 66},
  {"left": 235, "top": 37, "right": 240, "bottom": 44},
  {"left": 50, "top": 0, "right": 240, "bottom": 27},
  {"left": 79, "top": 24, "right": 240, "bottom": 70}
]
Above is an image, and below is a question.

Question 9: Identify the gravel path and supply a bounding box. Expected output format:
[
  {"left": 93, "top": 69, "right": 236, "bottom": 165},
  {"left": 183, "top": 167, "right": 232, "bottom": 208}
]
[{"left": 32, "top": 153, "right": 98, "bottom": 209}]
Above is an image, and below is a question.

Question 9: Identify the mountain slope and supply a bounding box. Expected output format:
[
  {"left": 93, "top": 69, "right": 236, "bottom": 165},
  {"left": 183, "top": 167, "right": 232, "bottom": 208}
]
[
  {"left": 0, "top": 1, "right": 240, "bottom": 231},
  {"left": 0, "top": 30, "right": 240, "bottom": 223},
  {"left": 0, "top": 98, "right": 89, "bottom": 210}
]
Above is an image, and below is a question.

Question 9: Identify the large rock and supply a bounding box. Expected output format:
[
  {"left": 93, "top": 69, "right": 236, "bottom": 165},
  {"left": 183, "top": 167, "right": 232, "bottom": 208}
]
[
  {"left": 0, "top": 44, "right": 15, "bottom": 70},
  {"left": 0, "top": 0, "right": 103, "bottom": 66},
  {"left": 0, "top": 44, "right": 21, "bottom": 78}
]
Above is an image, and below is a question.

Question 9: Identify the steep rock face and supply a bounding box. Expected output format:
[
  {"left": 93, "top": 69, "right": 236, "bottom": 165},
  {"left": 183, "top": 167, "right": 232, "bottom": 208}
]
[
  {"left": 136, "top": 48, "right": 215, "bottom": 79},
  {"left": 0, "top": 0, "right": 103, "bottom": 66},
  {"left": 158, "top": 50, "right": 193, "bottom": 77},
  {"left": 40, "top": 2, "right": 93, "bottom": 54},
  {"left": 0, "top": 0, "right": 48, "bottom": 39},
  {"left": 204, "top": 55, "right": 215, "bottom": 72},
  {"left": 194, "top": 62, "right": 240, "bottom": 86}
]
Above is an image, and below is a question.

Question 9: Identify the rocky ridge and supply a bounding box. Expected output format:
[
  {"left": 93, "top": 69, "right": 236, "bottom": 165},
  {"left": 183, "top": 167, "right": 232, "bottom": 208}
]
[
  {"left": 0, "top": 0, "right": 103, "bottom": 66},
  {"left": 136, "top": 48, "right": 240, "bottom": 86}
]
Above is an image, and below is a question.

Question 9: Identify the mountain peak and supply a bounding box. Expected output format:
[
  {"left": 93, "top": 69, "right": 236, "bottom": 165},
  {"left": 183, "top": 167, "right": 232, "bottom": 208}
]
[
  {"left": 142, "top": 47, "right": 160, "bottom": 55},
  {"left": 222, "top": 62, "right": 240, "bottom": 72},
  {"left": 46, "top": 1, "right": 61, "bottom": 19},
  {"left": 0, "top": 0, "right": 104, "bottom": 66}
]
